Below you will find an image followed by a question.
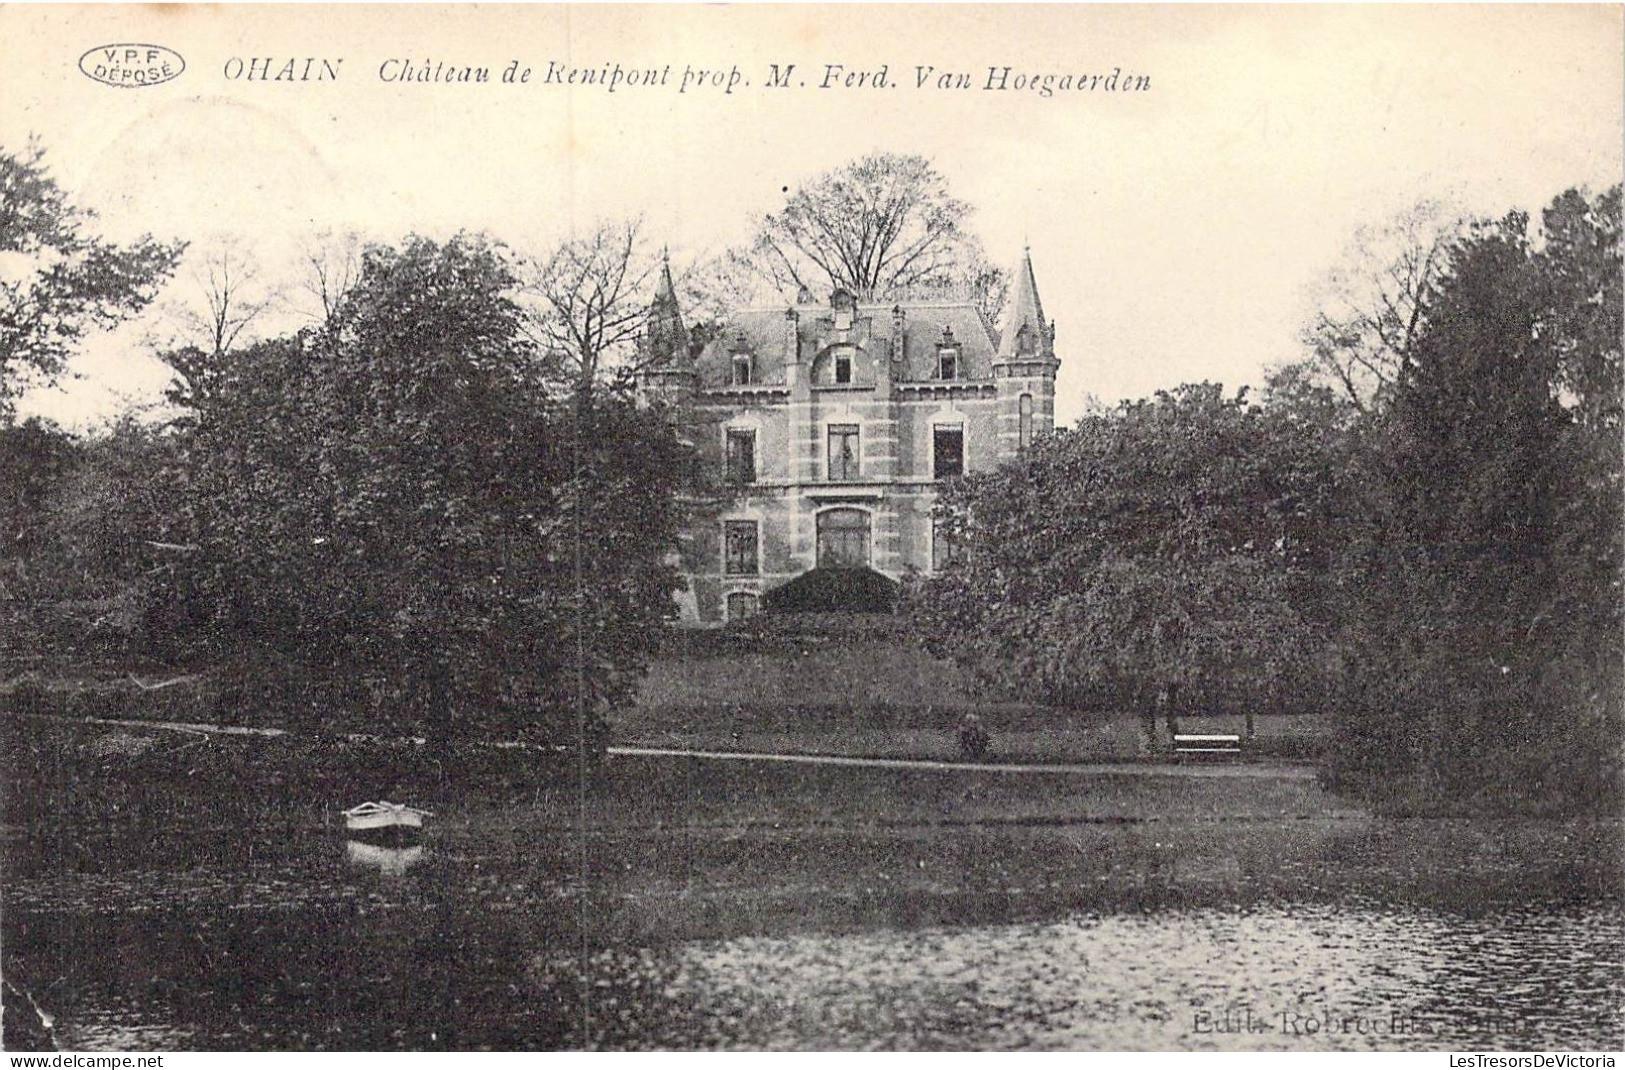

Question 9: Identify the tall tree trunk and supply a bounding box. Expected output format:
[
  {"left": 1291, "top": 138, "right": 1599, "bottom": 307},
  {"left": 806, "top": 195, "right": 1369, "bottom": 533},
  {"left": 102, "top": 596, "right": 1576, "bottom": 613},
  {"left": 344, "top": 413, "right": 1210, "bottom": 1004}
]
[
  {"left": 1162, "top": 682, "right": 1181, "bottom": 744},
  {"left": 1137, "top": 683, "right": 1159, "bottom": 753}
]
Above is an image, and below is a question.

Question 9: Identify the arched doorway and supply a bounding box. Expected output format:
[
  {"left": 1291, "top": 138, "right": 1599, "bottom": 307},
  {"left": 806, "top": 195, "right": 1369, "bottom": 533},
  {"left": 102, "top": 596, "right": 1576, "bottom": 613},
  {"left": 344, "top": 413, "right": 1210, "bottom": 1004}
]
[{"left": 816, "top": 507, "right": 871, "bottom": 569}]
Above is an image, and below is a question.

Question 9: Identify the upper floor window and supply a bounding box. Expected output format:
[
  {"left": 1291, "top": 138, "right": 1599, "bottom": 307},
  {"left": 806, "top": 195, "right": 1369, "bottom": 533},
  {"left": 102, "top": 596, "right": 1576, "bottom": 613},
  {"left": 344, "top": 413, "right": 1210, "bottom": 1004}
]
[
  {"left": 724, "top": 520, "right": 759, "bottom": 575},
  {"left": 933, "top": 425, "right": 964, "bottom": 480},
  {"left": 834, "top": 350, "right": 853, "bottom": 385},
  {"left": 938, "top": 349, "right": 958, "bottom": 380},
  {"left": 725, "top": 429, "right": 756, "bottom": 485},
  {"left": 828, "top": 423, "right": 860, "bottom": 481},
  {"left": 1019, "top": 393, "right": 1034, "bottom": 454},
  {"left": 732, "top": 354, "right": 753, "bottom": 386}
]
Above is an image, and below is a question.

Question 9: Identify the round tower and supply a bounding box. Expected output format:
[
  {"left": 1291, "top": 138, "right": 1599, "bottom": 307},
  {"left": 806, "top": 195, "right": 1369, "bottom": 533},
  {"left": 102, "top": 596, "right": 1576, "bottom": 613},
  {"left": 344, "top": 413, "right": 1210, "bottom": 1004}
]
[{"left": 993, "top": 247, "right": 1060, "bottom": 459}]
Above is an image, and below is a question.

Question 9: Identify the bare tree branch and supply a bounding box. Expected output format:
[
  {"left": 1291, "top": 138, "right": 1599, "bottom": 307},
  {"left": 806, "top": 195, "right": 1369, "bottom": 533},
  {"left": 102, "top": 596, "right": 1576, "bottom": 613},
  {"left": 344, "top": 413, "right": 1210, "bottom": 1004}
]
[
  {"left": 516, "top": 218, "right": 659, "bottom": 394},
  {"left": 1298, "top": 199, "right": 1469, "bottom": 411},
  {"left": 161, "top": 238, "right": 281, "bottom": 359},
  {"left": 725, "top": 153, "right": 1006, "bottom": 321},
  {"left": 291, "top": 230, "right": 363, "bottom": 324}
]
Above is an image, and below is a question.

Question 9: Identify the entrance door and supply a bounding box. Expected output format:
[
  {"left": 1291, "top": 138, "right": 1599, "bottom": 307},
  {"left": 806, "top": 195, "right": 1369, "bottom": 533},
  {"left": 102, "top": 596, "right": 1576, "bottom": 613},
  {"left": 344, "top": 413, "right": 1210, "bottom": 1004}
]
[{"left": 816, "top": 508, "right": 871, "bottom": 568}]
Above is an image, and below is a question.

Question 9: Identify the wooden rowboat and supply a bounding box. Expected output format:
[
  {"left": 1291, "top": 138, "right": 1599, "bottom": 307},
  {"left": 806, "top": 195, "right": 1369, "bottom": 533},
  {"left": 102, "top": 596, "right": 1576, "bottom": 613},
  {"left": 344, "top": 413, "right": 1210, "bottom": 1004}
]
[
  {"left": 345, "top": 839, "right": 425, "bottom": 875},
  {"left": 342, "top": 801, "right": 432, "bottom": 836}
]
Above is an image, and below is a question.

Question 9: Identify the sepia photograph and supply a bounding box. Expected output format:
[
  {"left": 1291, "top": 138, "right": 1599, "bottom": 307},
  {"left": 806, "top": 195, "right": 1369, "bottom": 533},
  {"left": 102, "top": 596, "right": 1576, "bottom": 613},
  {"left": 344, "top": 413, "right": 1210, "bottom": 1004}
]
[{"left": 1, "top": 3, "right": 1621, "bottom": 1054}]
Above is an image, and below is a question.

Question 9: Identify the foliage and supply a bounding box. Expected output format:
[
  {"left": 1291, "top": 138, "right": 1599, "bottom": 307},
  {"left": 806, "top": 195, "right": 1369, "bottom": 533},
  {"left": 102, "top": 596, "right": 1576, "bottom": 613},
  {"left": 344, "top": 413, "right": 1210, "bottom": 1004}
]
[
  {"left": 168, "top": 234, "right": 685, "bottom": 747},
  {"left": 1, "top": 417, "right": 80, "bottom": 666},
  {"left": 761, "top": 566, "right": 899, "bottom": 614},
  {"left": 1325, "top": 189, "right": 1622, "bottom": 811},
  {"left": 911, "top": 384, "right": 1338, "bottom": 743},
  {"left": 2, "top": 416, "right": 190, "bottom": 668},
  {"left": 914, "top": 184, "right": 1618, "bottom": 810},
  {"left": 45, "top": 419, "right": 193, "bottom": 650},
  {"left": 0, "top": 140, "right": 184, "bottom": 418},
  {"left": 735, "top": 152, "right": 1006, "bottom": 322},
  {"left": 0, "top": 416, "right": 77, "bottom": 574}
]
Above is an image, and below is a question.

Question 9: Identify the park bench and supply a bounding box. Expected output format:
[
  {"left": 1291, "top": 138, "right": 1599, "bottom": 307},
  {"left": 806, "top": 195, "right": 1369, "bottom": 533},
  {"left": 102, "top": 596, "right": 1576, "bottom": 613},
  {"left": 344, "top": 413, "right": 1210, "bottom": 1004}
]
[{"left": 1172, "top": 733, "right": 1242, "bottom": 757}]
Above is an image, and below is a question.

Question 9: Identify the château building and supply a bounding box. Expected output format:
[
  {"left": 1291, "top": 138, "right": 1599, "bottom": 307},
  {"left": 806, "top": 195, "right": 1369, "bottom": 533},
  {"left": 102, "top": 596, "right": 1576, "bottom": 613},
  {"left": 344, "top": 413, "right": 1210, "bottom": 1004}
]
[{"left": 639, "top": 249, "right": 1059, "bottom": 625}]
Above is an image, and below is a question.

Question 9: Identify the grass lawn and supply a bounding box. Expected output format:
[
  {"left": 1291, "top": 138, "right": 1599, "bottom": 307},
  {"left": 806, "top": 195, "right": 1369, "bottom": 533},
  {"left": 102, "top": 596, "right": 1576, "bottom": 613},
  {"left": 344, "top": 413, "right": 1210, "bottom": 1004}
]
[
  {"left": 626, "top": 631, "right": 1327, "bottom": 761},
  {"left": 5, "top": 617, "right": 1331, "bottom": 764}
]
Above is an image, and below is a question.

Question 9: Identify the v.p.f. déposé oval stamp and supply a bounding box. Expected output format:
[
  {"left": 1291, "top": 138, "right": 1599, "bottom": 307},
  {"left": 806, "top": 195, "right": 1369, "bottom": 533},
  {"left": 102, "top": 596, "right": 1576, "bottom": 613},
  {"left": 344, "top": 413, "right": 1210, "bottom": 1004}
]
[{"left": 79, "top": 44, "right": 186, "bottom": 88}]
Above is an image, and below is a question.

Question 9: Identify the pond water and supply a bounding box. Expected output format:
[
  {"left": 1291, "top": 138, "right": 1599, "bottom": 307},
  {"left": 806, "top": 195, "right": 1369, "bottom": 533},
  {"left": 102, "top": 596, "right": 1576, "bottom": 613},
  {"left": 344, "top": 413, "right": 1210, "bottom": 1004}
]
[{"left": 3, "top": 811, "right": 1621, "bottom": 1051}]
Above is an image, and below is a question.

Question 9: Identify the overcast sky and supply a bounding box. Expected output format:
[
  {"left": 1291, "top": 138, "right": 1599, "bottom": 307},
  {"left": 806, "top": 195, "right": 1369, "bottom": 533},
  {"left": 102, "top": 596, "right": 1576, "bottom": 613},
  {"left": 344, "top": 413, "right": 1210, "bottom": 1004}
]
[{"left": 4, "top": 4, "right": 1621, "bottom": 430}]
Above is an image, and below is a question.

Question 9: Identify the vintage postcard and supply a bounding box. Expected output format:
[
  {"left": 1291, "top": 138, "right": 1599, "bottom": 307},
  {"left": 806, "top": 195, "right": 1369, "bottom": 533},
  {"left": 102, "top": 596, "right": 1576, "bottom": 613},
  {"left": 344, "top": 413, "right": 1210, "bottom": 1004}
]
[{"left": 1, "top": 4, "right": 1621, "bottom": 1055}]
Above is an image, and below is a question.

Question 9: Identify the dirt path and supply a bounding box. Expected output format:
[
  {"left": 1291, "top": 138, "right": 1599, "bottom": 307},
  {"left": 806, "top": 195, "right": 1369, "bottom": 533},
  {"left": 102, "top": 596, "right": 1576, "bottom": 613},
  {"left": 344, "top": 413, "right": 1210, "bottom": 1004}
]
[
  {"left": 607, "top": 744, "right": 1318, "bottom": 779},
  {"left": 13, "top": 713, "right": 1318, "bottom": 780}
]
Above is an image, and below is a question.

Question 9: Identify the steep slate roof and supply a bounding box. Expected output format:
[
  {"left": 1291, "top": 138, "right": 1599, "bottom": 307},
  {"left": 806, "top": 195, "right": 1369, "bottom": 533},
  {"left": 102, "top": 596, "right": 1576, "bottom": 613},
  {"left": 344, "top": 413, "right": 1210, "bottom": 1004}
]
[
  {"left": 643, "top": 251, "right": 691, "bottom": 367},
  {"left": 693, "top": 299, "right": 1000, "bottom": 389},
  {"left": 998, "top": 248, "right": 1049, "bottom": 360}
]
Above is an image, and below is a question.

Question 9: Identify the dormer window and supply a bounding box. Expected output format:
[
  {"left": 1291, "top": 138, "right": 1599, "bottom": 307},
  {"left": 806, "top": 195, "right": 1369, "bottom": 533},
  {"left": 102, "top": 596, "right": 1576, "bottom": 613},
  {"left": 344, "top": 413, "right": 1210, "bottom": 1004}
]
[
  {"left": 732, "top": 353, "right": 752, "bottom": 386},
  {"left": 1014, "top": 324, "right": 1036, "bottom": 356},
  {"left": 831, "top": 288, "right": 856, "bottom": 331},
  {"left": 938, "top": 325, "right": 959, "bottom": 380}
]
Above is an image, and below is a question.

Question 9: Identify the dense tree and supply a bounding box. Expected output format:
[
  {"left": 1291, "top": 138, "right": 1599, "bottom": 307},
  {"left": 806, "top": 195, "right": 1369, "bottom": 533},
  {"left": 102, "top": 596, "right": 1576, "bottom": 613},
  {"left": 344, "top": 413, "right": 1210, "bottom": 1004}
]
[
  {"left": 736, "top": 153, "right": 1006, "bottom": 321},
  {"left": 916, "top": 185, "right": 1618, "bottom": 810},
  {"left": 175, "top": 234, "right": 686, "bottom": 748},
  {"left": 1, "top": 415, "right": 191, "bottom": 668},
  {"left": 1322, "top": 188, "right": 1621, "bottom": 811},
  {"left": 911, "top": 384, "right": 1337, "bottom": 748},
  {"left": 0, "top": 418, "right": 80, "bottom": 656},
  {"left": 0, "top": 417, "right": 77, "bottom": 571},
  {"left": 0, "top": 141, "right": 184, "bottom": 419}
]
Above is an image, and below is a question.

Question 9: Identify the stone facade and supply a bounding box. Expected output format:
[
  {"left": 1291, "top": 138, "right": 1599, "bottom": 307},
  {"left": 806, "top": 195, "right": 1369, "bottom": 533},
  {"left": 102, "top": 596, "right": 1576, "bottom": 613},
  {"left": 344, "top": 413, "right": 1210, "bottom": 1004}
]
[{"left": 641, "top": 250, "right": 1060, "bottom": 625}]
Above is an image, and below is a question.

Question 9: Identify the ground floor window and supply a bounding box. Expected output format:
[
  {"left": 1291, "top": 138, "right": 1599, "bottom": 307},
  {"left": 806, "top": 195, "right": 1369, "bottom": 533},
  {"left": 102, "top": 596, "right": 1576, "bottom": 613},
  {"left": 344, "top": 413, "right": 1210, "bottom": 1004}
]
[
  {"left": 817, "top": 507, "right": 870, "bottom": 568},
  {"left": 723, "top": 520, "right": 759, "bottom": 575},
  {"left": 725, "top": 591, "right": 759, "bottom": 622}
]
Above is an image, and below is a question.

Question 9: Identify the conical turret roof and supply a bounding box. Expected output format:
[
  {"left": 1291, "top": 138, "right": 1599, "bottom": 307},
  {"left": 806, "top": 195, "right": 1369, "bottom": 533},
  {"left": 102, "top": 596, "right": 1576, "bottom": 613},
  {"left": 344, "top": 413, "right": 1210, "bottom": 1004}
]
[
  {"left": 997, "top": 247, "right": 1051, "bottom": 361},
  {"left": 644, "top": 249, "right": 691, "bottom": 367}
]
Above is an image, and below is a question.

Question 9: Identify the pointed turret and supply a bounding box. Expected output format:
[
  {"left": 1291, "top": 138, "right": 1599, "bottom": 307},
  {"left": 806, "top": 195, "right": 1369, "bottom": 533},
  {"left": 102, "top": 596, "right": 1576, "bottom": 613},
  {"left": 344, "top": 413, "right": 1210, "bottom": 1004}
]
[
  {"left": 638, "top": 249, "right": 696, "bottom": 410},
  {"left": 993, "top": 246, "right": 1059, "bottom": 461},
  {"left": 643, "top": 248, "right": 691, "bottom": 368},
  {"left": 997, "top": 246, "right": 1053, "bottom": 362}
]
